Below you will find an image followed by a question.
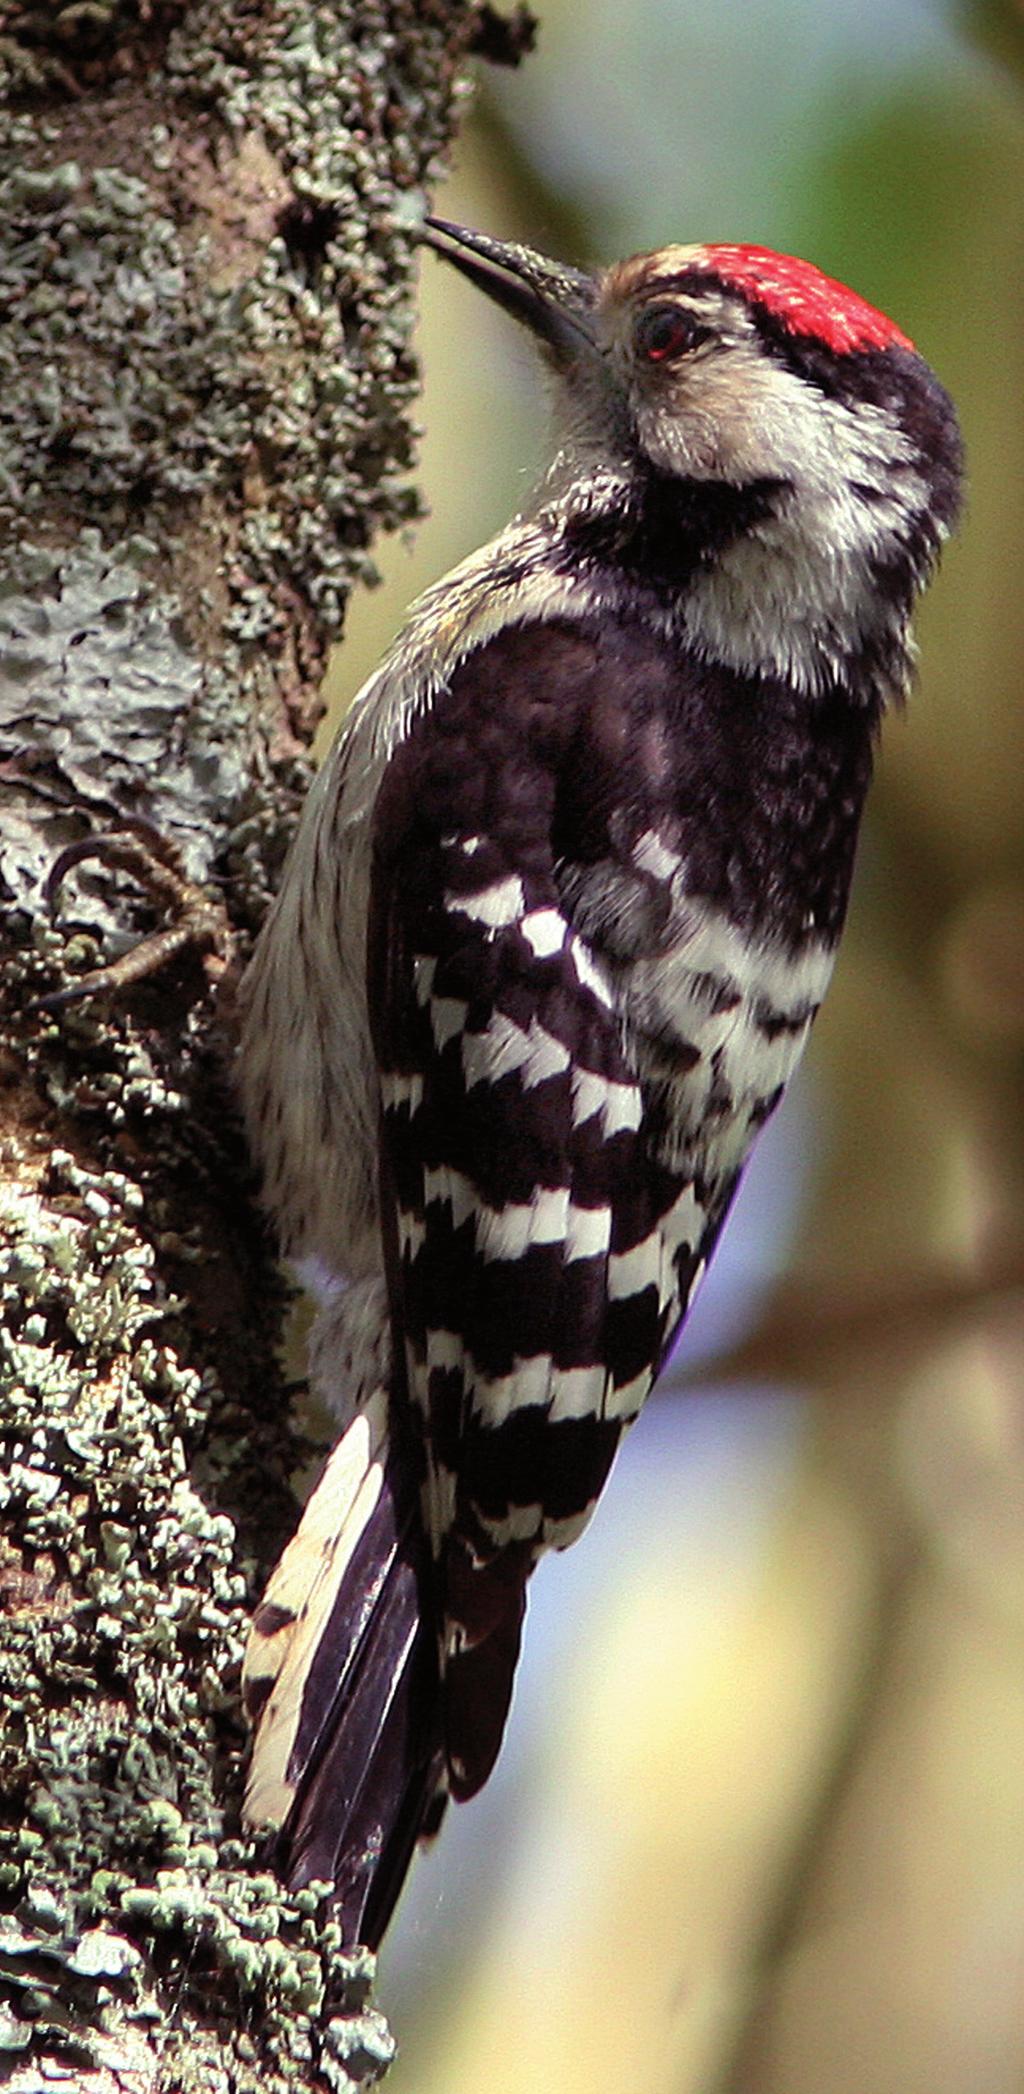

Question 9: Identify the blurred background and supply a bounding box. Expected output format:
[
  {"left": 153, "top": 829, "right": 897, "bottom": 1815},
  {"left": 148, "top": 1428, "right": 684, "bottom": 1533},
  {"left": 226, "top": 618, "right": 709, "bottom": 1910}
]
[{"left": 318, "top": 4, "right": 1024, "bottom": 2087}]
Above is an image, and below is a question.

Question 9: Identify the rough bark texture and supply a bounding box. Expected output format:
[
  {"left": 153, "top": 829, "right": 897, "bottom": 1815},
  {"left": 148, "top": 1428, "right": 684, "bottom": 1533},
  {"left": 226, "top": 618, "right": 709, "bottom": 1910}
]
[{"left": 0, "top": 5, "right": 530, "bottom": 2087}]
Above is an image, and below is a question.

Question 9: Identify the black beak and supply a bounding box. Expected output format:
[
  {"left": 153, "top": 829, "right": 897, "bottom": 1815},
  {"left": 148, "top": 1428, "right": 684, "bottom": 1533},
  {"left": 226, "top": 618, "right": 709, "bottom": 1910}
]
[{"left": 420, "top": 217, "right": 598, "bottom": 368}]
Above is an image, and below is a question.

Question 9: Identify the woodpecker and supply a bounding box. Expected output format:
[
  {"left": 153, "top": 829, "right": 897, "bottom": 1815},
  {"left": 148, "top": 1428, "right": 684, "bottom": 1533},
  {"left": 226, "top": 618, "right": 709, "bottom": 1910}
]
[{"left": 237, "top": 219, "right": 962, "bottom": 1946}]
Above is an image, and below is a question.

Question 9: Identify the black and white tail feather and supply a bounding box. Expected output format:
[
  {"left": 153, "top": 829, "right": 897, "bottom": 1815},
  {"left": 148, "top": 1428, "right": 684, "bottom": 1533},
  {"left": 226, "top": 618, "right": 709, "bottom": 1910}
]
[{"left": 237, "top": 219, "right": 962, "bottom": 1946}]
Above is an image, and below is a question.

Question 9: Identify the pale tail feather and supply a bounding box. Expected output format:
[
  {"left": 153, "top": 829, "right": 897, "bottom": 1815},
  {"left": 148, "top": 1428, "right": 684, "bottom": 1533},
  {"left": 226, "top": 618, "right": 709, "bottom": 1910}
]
[{"left": 242, "top": 1389, "right": 444, "bottom": 1945}]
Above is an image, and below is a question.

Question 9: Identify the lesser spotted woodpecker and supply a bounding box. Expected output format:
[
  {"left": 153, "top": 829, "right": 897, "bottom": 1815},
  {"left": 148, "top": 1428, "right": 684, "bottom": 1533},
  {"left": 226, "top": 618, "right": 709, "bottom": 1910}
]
[{"left": 237, "top": 218, "right": 962, "bottom": 1946}]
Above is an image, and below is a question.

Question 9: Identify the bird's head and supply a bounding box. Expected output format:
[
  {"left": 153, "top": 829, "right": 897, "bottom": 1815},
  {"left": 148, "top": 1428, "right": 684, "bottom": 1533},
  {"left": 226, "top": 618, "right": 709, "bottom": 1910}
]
[{"left": 421, "top": 218, "right": 962, "bottom": 695}]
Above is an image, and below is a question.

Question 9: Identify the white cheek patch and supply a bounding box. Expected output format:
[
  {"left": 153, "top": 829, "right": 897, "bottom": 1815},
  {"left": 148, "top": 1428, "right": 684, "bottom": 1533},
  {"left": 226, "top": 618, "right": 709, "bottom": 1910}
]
[{"left": 630, "top": 338, "right": 923, "bottom": 690}]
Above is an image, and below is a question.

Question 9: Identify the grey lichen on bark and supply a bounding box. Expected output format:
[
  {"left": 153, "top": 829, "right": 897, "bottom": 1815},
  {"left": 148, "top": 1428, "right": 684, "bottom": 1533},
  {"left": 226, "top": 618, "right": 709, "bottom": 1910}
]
[{"left": 0, "top": 3, "right": 533, "bottom": 2087}]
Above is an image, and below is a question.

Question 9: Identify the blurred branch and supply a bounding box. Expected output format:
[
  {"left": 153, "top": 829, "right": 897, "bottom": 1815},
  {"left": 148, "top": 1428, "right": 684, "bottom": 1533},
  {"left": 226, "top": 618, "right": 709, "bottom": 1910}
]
[{"left": 685, "top": 1249, "right": 1024, "bottom": 1391}]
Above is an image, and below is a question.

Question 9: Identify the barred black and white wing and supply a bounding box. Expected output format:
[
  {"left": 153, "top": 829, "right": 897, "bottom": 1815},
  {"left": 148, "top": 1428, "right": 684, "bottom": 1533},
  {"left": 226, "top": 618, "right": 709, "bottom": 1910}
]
[
  {"left": 367, "top": 620, "right": 703, "bottom": 1800},
  {"left": 242, "top": 612, "right": 834, "bottom": 1942}
]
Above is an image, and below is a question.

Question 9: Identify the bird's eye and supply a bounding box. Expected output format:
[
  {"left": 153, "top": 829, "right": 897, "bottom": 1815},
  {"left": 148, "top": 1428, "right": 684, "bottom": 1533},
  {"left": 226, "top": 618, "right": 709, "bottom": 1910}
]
[{"left": 633, "top": 303, "right": 710, "bottom": 364}]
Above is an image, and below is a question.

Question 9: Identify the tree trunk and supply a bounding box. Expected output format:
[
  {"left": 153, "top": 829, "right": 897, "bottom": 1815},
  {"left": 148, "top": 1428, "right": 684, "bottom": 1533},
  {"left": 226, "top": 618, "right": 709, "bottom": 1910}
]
[{"left": 0, "top": 6, "right": 531, "bottom": 2086}]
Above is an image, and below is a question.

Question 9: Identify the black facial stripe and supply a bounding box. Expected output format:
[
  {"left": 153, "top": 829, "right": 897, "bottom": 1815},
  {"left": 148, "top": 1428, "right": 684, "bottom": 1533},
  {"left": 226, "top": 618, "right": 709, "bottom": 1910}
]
[{"left": 561, "top": 469, "right": 790, "bottom": 597}]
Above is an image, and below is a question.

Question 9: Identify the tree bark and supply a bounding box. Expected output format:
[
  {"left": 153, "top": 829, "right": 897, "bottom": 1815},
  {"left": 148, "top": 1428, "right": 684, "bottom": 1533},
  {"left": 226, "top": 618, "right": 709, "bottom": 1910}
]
[{"left": 0, "top": 6, "right": 530, "bottom": 2086}]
